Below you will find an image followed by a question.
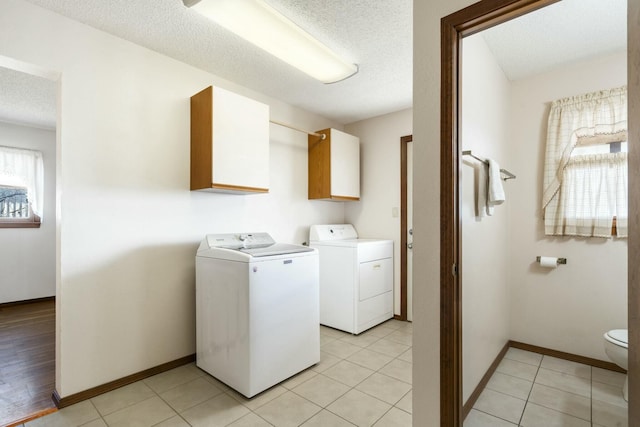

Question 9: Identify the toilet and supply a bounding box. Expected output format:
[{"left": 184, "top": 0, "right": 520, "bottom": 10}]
[{"left": 603, "top": 329, "right": 628, "bottom": 401}]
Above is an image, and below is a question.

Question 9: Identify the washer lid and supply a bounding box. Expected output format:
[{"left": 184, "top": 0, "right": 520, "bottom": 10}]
[
  {"left": 198, "top": 234, "right": 314, "bottom": 259},
  {"left": 606, "top": 329, "right": 628, "bottom": 347}
]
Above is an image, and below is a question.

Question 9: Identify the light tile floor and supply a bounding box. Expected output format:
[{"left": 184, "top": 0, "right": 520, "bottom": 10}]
[
  {"left": 19, "top": 319, "right": 413, "bottom": 427},
  {"left": 465, "top": 347, "right": 629, "bottom": 427}
]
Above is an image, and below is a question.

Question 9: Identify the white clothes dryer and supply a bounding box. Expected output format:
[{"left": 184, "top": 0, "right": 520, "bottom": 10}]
[
  {"left": 196, "top": 232, "right": 319, "bottom": 397},
  {"left": 309, "top": 224, "right": 393, "bottom": 334}
]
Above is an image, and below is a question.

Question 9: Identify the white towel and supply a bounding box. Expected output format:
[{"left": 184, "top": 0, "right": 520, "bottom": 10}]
[
  {"left": 488, "top": 158, "right": 505, "bottom": 207},
  {"left": 476, "top": 163, "right": 491, "bottom": 217}
]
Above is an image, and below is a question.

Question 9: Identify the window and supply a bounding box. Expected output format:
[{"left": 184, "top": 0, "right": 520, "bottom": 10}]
[
  {"left": 1, "top": 185, "right": 30, "bottom": 217},
  {"left": 542, "top": 86, "right": 627, "bottom": 238},
  {"left": 0, "top": 146, "right": 44, "bottom": 228}
]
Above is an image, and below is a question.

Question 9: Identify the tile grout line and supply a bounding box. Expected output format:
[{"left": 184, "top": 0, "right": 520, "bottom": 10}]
[
  {"left": 321, "top": 404, "right": 362, "bottom": 427},
  {"left": 149, "top": 378, "right": 194, "bottom": 427},
  {"left": 496, "top": 363, "right": 596, "bottom": 402},
  {"left": 247, "top": 339, "right": 408, "bottom": 425},
  {"left": 476, "top": 351, "right": 627, "bottom": 426},
  {"left": 235, "top": 404, "right": 274, "bottom": 427},
  {"left": 517, "top": 354, "right": 542, "bottom": 426},
  {"left": 290, "top": 348, "right": 412, "bottom": 417},
  {"left": 532, "top": 356, "right": 598, "bottom": 424},
  {"left": 312, "top": 324, "right": 412, "bottom": 426},
  {"left": 370, "top": 405, "right": 396, "bottom": 426},
  {"left": 469, "top": 408, "right": 519, "bottom": 426},
  {"left": 87, "top": 396, "right": 107, "bottom": 426}
]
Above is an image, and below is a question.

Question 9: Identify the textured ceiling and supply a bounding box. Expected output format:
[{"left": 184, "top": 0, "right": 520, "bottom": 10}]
[
  {"left": 0, "top": 66, "right": 56, "bottom": 129},
  {"left": 0, "top": 0, "right": 628, "bottom": 130},
  {"left": 481, "top": 0, "right": 627, "bottom": 81},
  {"left": 18, "top": 0, "right": 413, "bottom": 126}
]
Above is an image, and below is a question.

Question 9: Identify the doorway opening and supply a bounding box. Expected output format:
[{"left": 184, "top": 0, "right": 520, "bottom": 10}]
[
  {"left": 0, "top": 57, "right": 60, "bottom": 425},
  {"left": 440, "top": 0, "right": 636, "bottom": 425}
]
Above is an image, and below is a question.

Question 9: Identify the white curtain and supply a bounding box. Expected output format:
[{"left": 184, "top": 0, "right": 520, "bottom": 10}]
[
  {"left": 555, "top": 153, "right": 627, "bottom": 237},
  {"left": 543, "top": 86, "right": 628, "bottom": 237},
  {"left": 0, "top": 146, "right": 44, "bottom": 217}
]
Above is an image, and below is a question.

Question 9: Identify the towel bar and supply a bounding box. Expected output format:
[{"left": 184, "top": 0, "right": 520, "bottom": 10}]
[{"left": 462, "top": 150, "right": 516, "bottom": 181}]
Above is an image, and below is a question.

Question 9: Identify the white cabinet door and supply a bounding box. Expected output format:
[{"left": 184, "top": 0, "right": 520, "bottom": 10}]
[
  {"left": 330, "top": 129, "right": 360, "bottom": 199},
  {"left": 190, "top": 86, "right": 269, "bottom": 194},
  {"left": 212, "top": 87, "right": 269, "bottom": 192}
]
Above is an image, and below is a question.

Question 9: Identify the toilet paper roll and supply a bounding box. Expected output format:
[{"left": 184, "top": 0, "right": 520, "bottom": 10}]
[{"left": 539, "top": 256, "right": 558, "bottom": 268}]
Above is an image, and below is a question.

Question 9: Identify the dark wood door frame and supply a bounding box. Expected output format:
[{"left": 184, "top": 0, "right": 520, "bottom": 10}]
[
  {"left": 439, "top": 0, "right": 561, "bottom": 425},
  {"left": 400, "top": 135, "right": 412, "bottom": 321},
  {"left": 441, "top": 1, "right": 639, "bottom": 425}
]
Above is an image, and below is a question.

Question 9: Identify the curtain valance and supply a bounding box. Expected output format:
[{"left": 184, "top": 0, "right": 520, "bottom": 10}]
[
  {"left": 542, "top": 86, "right": 627, "bottom": 209},
  {"left": 543, "top": 86, "right": 628, "bottom": 237}
]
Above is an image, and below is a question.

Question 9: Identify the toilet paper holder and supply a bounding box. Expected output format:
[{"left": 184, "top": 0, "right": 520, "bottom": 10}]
[{"left": 536, "top": 256, "right": 567, "bottom": 265}]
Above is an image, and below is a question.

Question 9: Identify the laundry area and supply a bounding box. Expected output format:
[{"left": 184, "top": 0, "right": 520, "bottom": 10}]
[
  {"left": 2, "top": 0, "right": 637, "bottom": 426},
  {"left": 189, "top": 226, "right": 410, "bottom": 427},
  {"left": 186, "top": 75, "right": 405, "bottom": 403},
  {"left": 194, "top": 223, "right": 397, "bottom": 394}
]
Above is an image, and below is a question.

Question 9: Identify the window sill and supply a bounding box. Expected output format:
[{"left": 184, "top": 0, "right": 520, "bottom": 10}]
[{"left": 0, "top": 215, "right": 41, "bottom": 229}]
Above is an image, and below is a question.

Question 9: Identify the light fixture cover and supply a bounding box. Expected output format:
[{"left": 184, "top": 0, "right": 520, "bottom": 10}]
[{"left": 184, "top": 0, "right": 358, "bottom": 84}]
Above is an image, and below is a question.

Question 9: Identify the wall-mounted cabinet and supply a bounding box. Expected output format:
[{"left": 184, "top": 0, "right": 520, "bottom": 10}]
[
  {"left": 308, "top": 128, "right": 360, "bottom": 201},
  {"left": 190, "top": 86, "right": 270, "bottom": 194}
]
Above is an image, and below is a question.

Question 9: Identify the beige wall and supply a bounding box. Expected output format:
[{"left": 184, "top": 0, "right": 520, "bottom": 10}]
[
  {"left": 0, "top": 0, "right": 346, "bottom": 397},
  {"left": 508, "top": 51, "right": 628, "bottom": 360},
  {"left": 345, "top": 108, "right": 412, "bottom": 316},
  {"left": 460, "top": 34, "right": 512, "bottom": 403}
]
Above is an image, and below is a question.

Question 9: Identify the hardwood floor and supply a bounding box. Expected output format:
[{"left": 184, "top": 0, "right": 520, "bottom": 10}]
[{"left": 0, "top": 299, "right": 56, "bottom": 427}]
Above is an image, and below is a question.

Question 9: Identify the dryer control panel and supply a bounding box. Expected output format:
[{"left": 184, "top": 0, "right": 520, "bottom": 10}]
[{"left": 309, "top": 224, "right": 358, "bottom": 242}]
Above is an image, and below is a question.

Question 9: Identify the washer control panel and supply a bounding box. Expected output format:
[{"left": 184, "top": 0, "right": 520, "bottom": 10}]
[{"left": 205, "top": 232, "right": 275, "bottom": 249}]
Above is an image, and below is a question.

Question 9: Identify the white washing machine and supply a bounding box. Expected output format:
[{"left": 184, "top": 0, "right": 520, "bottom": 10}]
[
  {"left": 309, "top": 224, "right": 393, "bottom": 334},
  {"left": 196, "top": 232, "right": 319, "bottom": 398}
]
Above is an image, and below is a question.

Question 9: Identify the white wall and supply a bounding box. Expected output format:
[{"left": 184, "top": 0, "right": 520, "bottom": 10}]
[
  {"left": 0, "top": 0, "right": 345, "bottom": 397},
  {"left": 460, "top": 34, "right": 511, "bottom": 403},
  {"left": 508, "top": 51, "right": 628, "bottom": 361},
  {"left": 413, "top": 1, "right": 477, "bottom": 424},
  {"left": 345, "top": 108, "right": 412, "bottom": 316},
  {"left": 0, "top": 121, "right": 56, "bottom": 303}
]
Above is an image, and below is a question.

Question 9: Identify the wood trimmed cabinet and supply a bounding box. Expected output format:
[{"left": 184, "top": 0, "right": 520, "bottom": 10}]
[
  {"left": 308, "top": 128, "right": 360, "bottom": 201},
  {"left": 190, "top": 86, "right": 270, "bottom": 193}
]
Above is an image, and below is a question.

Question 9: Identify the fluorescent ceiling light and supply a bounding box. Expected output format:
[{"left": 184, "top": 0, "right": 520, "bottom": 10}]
[{"left": 184, "top": 0, "right": 358, "bottom": 84}]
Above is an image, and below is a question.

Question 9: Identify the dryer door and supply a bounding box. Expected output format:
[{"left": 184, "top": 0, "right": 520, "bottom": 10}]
[{"left": 359, "top": 258, "right": 393, "bottom": 300}]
